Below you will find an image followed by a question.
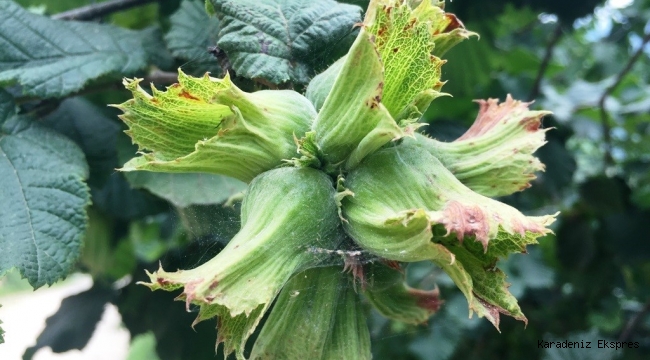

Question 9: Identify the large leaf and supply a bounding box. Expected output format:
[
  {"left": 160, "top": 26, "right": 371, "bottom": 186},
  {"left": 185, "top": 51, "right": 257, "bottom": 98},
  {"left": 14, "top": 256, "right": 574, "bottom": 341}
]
[
  {"left": 165, "top": 0, "right": 221, "bottom": 74},
  {"left": 141, "top": 26, "right": 175, "bottom": 71},
  {"left": 210, "top": 0, "right": 362, "bottom": 85},
  {"left": 125, "top": 172, "right": 246, "bottom": 208},
  {"left": 0, "top": 90, "right": 90, "bottom": 288},
  {"left": 42, "top": 97, "right": 121, "bottom": 187},
  {"left": 0, "top": 1, "right": 150, "bottom": 98},
  {"left": 80, "top": 207, "right": 137, "bottom": 280},
  {"left": 91, "top": 173, "right": 168, "bottom": 220},
  {"left": 126, "top": 332, "right": 162, "bottom": 360}
]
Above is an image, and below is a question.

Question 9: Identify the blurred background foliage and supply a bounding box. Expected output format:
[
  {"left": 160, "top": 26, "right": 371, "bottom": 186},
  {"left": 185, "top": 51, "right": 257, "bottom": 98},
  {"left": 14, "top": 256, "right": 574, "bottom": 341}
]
[{"left": 1, "top": 0, "right": 649, "bottom": 359}]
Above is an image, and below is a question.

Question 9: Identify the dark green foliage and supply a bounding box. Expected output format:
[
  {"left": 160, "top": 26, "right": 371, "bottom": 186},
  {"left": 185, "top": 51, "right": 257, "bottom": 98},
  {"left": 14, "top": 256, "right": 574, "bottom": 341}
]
[
  {"left": 0, "top": 1, "right": 153, "bottom": 98},
  {"left": 117, "top": 264, "right": 226, "bottom": 360},
  {"left": 448, "top": 0, "right": 604, "bottom": 23},
  {"left": 0, "top": 0, "right": 649, "bottom": 359},
  {"left": 165, "top": 0, "right": 222, "bottom": 74},
  {"left": 210, "top": 0, "right": 362, "bottom": 85},
  {"left": 0, "top": 90, "right": 90, "bottom": 288},
  {"left": 41, "top": 98, "right": 121, "bottom": 187}
]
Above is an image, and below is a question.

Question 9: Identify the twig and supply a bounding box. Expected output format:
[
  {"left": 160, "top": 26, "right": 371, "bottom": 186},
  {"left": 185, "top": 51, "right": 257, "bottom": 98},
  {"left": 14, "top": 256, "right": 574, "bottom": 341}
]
[
  {"left": 598, "top": 32, "right": 650, "bottom": 166},
  {"left": 528, "top": 23, "right": 563, "bottom": 101},
  {"left": 52, "top": 0, "right": 158, "bottom": 21},
  {"left": 618, "top": 298, "right": 650, "bottom": 342}
]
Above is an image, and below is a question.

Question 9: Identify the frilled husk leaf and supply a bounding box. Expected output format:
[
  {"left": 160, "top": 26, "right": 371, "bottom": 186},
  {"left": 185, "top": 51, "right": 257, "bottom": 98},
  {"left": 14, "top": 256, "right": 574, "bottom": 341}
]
[
  {"left": 115, "top": 70, "right": 315, "bottom": 182},
  {"left": 363, "top": 262, "right": 441, "bottom": 324},
  {"left": 411, "top": 95, "right": 551, "bottom": 197},
  {"left": 311, "top": 31, "right": 403, "bottom": 171},
  {"left": 364, "top": 0, "right": 476, "bottom": 119},
  {"left": 341, "top": 143, "right": 557, "bottom": 328},
  {"left": 306, "top": 0, "right": 475, "bottom": 120},
  {"left": 307, "top": 0, "right": 476, "bottom": 172},
  {"left": 139, "top": 167, "right": 341, "bottom": 359},
  {"left": 250, "top": 267, "right": 371, "bottom": 360}
]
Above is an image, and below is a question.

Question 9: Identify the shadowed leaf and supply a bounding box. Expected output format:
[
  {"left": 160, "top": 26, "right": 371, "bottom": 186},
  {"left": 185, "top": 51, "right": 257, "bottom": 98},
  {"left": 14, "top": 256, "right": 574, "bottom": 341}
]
[
  {"left": 0, "top": 90, "right": 90, "bottom": 288},
  {"left": 210, "top": 0, "right": 361, "bottom": 85},
  {"left": 0, "top": 1, "right": 150, "bottom": 98}
]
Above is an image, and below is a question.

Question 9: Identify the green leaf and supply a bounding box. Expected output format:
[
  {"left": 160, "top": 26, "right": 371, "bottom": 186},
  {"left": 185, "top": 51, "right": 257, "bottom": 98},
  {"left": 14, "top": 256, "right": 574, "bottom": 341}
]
[
  {"left": 126, "top": 332, "right": 162, "bottom": 360},
  {"left": 91, "top": 173, "right": 168, "bottom": 220},
  {"left": 126, "top": 219, "right": 182, "bottom": 263},
  {"left": 80, "top": 207, "right": 114, "bottom": 278},
  {"left": 141, "top": 26, "right": 175, "bottom": 70},
  {"left": 438, "top": 240, "right": 529, "bottom": 328},
  {"left": 109, "top": 2, "right": 160, "bottom": 30},
  {"left": 0, "top": 1, "right": 150, "bottom": 98},
  {"left": 80, "top": 208, "right": 136, "bottom": 280},
  {"left": 165, "top": 0, "right": 221, "bottom": 74},
  {"left": 15, "top": 0, "right": 89, "bottom": 14},
  {"left": 0, "top": 90, "right": 90, "bottom": 288},
  {"left": 125, "top": 172, "right": 246, "bottom": 208},
  {"left": 42, "top": 97, "right": 121, "bottom": 188},
  {"left": 251, "top": 267, "right": 371, "bottom": 360},
  {"left": 210, "top": 0, "right": 362, "bottom": 85},
  {"left": 364, "top": 263, "right": 441, "bottom": 325}
]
